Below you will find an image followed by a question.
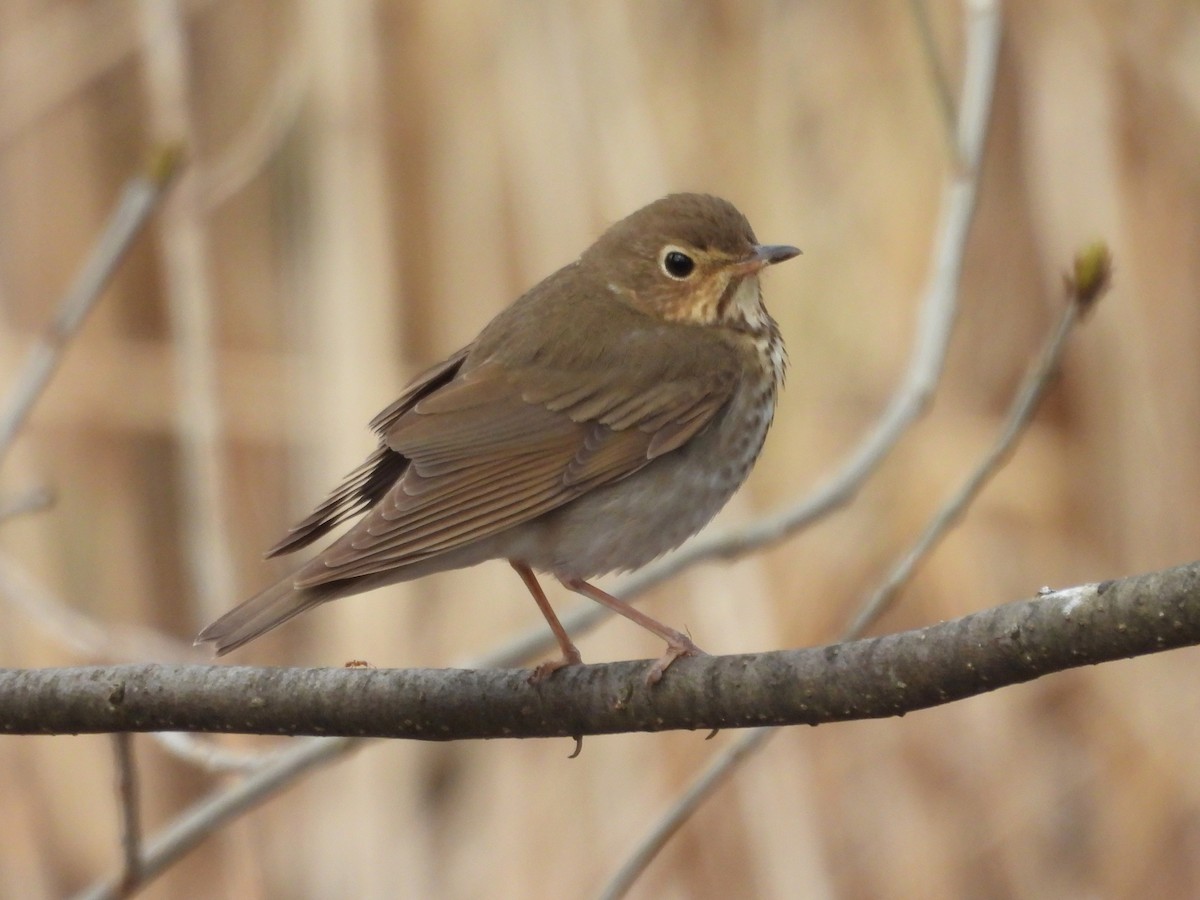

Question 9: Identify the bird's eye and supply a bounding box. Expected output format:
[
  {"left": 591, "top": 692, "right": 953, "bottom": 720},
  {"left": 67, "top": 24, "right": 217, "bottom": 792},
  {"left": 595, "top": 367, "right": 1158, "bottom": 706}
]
[{"left": 660, "top": 248, "right": 696, "bottom": 280}]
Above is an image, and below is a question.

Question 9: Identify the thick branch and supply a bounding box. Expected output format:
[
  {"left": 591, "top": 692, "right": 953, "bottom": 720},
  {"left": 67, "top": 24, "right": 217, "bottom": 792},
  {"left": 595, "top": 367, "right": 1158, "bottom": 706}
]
[{"left": 4, "top": 560, "right": 1198, "bottom": 740}]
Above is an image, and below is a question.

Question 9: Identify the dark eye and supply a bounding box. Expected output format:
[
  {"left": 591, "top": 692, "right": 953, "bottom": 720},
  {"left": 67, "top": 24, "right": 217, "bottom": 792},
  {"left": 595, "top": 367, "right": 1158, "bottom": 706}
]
[{"left": 661, "top": 249, "right": 696, "bottom": 280}]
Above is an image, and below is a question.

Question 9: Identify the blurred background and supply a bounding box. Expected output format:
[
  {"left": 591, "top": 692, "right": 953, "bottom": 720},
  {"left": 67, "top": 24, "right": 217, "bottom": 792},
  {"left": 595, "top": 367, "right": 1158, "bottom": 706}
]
[{"left": 2, "top": 1, "right": 1200, "bottom": 897}]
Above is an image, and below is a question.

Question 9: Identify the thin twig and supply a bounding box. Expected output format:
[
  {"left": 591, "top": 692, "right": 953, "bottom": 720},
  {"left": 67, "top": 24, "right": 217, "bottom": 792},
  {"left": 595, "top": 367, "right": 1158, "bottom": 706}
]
[
  {"left": 0, "top": 150, "right": 180, "bottom": 468},
  {"left": 598, "top": 726, "right": 772, "bottom": 900},
  {"left": 954, "top": 0, "right": 1002, "bottom": 172},
  {"left": 111, "top": 733, "right": 142, "bottom": 897},
  {"left": 600, "top": 2, "right": 1003, "bottom": 895},
  {"left": 848, "top": 242, "right": 1110, "bottom": 639},
  {"left": 849, "top": 298, "right": 1083, "bottom": 635}
]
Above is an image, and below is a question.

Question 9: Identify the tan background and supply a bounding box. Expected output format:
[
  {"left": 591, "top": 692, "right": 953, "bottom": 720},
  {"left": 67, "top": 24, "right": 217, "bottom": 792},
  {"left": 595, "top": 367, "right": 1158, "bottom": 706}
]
[{"left": 2, "top": 1, "right": 1200, "bottom": 897}]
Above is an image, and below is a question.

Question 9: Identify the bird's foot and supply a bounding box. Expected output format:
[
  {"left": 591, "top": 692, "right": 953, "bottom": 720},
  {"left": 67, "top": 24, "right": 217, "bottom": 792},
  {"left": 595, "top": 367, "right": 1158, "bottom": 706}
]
[
  {"left": 645, "top": 634, "right": 706, "bottom": 685},
  {"left": 528, "top": 645, "right": 584, "bottom": 683}
]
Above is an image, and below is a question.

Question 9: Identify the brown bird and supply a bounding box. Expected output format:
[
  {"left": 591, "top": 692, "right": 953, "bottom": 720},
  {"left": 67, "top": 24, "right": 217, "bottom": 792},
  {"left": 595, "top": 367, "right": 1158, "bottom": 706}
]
[{"left": 197, "top": 193, "right": 799, "bottom": 682}]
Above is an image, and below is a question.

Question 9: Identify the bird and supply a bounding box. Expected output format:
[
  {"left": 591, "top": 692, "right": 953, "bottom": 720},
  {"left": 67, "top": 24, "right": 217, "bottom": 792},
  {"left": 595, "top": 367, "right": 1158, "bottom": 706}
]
[{"left": 197, "top": 193, "right": 799, "bottom": 682}]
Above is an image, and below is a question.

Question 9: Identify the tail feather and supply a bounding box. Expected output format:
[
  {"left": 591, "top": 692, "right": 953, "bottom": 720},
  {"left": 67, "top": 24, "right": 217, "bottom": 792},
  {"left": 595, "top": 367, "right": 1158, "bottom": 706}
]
[
  {"left": 198, "top": 541, "right": 484, "bottom": 655},
  {"left": 195, "top": 573, "right": 342, "bottom": 656}
]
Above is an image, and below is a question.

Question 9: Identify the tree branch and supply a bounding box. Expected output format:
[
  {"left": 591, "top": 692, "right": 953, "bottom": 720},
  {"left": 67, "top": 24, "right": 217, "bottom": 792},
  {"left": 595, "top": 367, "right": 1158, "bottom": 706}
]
[{"left": 5, "top": 560, "right": 1198, "bottom": 740}]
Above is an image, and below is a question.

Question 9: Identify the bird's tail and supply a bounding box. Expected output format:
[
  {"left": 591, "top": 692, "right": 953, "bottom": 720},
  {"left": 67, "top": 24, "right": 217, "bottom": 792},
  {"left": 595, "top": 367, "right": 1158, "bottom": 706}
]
[{"left": 195, "top": 572, "right": 344, "bottom": 656}]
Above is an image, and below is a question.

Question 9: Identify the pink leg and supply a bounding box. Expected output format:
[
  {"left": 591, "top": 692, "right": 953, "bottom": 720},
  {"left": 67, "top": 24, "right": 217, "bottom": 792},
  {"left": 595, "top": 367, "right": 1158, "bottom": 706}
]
[
  {"left": 559, "top": 577, "right": 705, "bottom": 684},
  {"left": 511, "top": 561, "right": 584, "bottom": 680}
]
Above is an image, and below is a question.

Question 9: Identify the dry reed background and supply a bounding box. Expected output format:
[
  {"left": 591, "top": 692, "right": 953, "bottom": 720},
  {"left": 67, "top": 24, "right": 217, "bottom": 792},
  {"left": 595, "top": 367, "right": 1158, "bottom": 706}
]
[{"left": 1, "top": 1, "right": 1199, "bottom": 897}]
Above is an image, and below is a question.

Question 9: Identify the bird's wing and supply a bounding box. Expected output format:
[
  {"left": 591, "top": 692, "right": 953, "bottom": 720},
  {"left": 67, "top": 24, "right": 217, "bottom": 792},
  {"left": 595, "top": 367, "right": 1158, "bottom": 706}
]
[
  {"left": 290, "top": 341, "right": 740, "bottom": 587},
  {"left": 265, "top": 346, "right": 470, "bottom": 557}
]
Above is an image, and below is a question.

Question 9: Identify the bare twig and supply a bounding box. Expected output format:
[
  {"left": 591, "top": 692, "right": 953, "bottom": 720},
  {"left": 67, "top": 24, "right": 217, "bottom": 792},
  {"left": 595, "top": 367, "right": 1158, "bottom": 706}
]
[
  {"left": 0, "top": 151, "right": 180, "bottom": 467},
  {"left": 597, "top": 726, "right": 770, "bottom": 900},
  {"left": 603, "top": 237, "right": 1087, "bottom": 893},
  {"left": 851, "top": 240, "right": 1109, "bottom": 640},
  {"left": 848, "top": 271, "right": 1105, "bottom": 635},
  {"left": 954, "top": 0, "right": 1003, "bottom": 172},
  {"left": 111, "top": 733, "right": 142, "bottom": 896}
]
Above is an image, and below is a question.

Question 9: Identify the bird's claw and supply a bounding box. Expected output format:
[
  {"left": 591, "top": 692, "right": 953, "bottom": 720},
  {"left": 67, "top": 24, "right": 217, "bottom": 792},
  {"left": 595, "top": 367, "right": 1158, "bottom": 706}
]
[
  {"left": 644, "top": 636, "right": 706, "bottom": 685},
  {"left": 528, "top": 646, "right": 584, "bottom": 683}
]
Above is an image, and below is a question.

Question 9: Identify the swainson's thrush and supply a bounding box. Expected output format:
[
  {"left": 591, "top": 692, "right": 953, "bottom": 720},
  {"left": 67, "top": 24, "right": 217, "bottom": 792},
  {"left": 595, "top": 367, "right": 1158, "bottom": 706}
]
[{"left": 198, "top": 194, "right": 799, "bottom": 681}]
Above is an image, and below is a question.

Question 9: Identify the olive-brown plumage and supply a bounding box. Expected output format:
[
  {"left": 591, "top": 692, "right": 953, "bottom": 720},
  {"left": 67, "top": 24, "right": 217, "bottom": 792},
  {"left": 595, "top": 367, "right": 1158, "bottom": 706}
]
[{"left": 197, "top": 193, "right": 799, "bottom": 681}]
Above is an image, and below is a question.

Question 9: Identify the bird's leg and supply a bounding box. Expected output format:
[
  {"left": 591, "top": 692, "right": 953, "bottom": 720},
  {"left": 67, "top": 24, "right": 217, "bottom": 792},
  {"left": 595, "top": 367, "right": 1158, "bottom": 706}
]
[
  {"left": 511, "top": 561, "right": 584, "bottom": 680},
  {"left": 559, "top": 577, "right": 705, "bottom": 684}
]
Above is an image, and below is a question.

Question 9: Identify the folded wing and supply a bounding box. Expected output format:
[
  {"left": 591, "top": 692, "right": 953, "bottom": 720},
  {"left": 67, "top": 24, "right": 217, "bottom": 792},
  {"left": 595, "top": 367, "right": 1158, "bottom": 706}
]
[{"left": 289, "top": 341, "right": 739, "bottom": 588}]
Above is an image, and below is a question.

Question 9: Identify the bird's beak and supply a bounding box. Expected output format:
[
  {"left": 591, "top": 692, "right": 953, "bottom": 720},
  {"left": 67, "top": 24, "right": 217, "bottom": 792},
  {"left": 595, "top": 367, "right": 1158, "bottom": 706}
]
[{"left": 734, "top": 244, "right": 802, "bottom": 275}]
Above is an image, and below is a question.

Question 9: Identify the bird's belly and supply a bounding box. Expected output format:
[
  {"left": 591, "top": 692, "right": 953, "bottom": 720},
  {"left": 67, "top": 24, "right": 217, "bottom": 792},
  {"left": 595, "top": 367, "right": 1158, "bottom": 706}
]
[{"left": 512, "top": 384, "right": 775, "bottom": 579}]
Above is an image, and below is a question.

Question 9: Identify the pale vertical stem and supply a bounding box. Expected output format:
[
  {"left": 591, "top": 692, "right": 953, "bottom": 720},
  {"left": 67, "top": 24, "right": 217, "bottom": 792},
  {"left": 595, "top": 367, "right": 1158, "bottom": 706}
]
[
  {"left": 112, "top": 732, "right": 143, "bottom": 896},
  {"left": 135, "top": 1, "right": 236, "bottom": 615},
  {"left": 956, "top": 0, "right": 1003, "bottom": 171}
]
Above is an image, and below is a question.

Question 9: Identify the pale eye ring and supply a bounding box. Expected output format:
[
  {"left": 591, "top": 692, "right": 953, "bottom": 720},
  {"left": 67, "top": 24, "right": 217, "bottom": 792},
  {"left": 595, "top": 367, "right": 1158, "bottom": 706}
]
[{"left": 660, "top": 246, "right": 696, "bottom": 280}]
